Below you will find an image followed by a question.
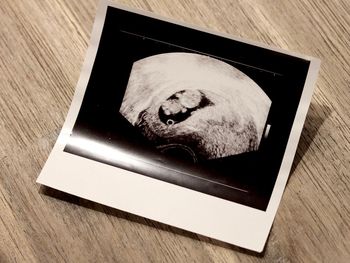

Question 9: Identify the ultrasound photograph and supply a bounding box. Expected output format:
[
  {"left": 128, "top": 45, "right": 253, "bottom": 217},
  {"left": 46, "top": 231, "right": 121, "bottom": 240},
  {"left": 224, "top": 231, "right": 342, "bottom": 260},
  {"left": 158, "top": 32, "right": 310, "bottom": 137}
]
[
  {"left": 120, "top": 53, "right": 271, "bottom": 162},
  {"left": 63, "top": 5, "right": 311, "bottom": 210}
]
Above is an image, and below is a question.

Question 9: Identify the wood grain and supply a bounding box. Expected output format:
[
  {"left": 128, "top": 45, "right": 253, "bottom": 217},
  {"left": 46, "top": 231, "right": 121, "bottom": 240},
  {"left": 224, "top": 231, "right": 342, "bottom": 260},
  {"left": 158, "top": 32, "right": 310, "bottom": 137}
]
[{"left": 1, "top": 0, "right": 349, "bottom": 262}]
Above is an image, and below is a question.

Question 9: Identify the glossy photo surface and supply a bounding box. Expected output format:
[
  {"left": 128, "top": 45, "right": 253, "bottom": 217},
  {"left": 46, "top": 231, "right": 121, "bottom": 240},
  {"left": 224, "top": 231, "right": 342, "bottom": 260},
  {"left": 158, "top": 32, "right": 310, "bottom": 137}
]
[{"left": 63, "top": 6, "right": 310, "bottom": 210}]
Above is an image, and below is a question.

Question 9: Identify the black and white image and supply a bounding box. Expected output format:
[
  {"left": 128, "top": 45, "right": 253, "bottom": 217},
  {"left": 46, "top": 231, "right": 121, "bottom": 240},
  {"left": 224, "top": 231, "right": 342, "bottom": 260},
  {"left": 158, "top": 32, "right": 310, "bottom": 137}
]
[
  {"left": 60, "top": 4, "right": 314, "bottom": 210},
  {"left": 120, "top": 53, "right": 271, "bottom": 162},
  {"left": 37, "top": 0, "right": 320, "bottom": 252}
]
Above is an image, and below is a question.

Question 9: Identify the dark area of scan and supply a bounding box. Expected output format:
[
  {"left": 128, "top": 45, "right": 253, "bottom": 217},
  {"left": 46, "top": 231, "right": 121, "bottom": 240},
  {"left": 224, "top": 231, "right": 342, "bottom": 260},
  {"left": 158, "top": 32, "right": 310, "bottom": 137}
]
[{"left": 158, "top": 90, "right": 213, "bottom": 126}]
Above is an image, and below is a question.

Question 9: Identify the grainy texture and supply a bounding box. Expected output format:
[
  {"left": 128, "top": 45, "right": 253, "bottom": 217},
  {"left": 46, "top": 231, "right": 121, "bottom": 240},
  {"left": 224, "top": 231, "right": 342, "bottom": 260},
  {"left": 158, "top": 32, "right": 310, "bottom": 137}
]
[{"left": 0, "top": 0, "right": 349, "bottom": 262}]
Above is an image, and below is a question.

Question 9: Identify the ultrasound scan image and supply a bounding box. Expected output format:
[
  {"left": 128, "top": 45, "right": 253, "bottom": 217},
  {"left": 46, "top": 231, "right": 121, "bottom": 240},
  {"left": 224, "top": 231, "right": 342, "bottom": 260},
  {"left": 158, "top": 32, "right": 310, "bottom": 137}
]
[{"left": 120, "top": 52, "right": 271, "bottom": 162}]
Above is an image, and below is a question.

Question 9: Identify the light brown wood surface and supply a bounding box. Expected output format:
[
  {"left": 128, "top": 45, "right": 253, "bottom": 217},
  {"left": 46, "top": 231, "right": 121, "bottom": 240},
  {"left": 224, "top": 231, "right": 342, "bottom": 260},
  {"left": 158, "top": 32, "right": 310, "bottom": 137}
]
[{"left": 1, "top": 0, "right": 349, "bottom": 262}]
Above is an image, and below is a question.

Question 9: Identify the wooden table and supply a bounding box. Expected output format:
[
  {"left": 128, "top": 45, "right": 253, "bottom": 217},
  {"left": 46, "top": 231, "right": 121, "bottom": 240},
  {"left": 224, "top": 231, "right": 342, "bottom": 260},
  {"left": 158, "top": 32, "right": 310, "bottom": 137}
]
[{"left": 1, "top": 0, "right": 349, "bottom": 262}]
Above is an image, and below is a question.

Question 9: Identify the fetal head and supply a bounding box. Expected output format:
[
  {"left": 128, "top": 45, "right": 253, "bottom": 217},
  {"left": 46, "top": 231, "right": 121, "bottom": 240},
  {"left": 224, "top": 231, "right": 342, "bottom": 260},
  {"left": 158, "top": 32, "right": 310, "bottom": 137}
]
[{"left": 159, "top": 89, "right": 212, "bottom": 125}]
